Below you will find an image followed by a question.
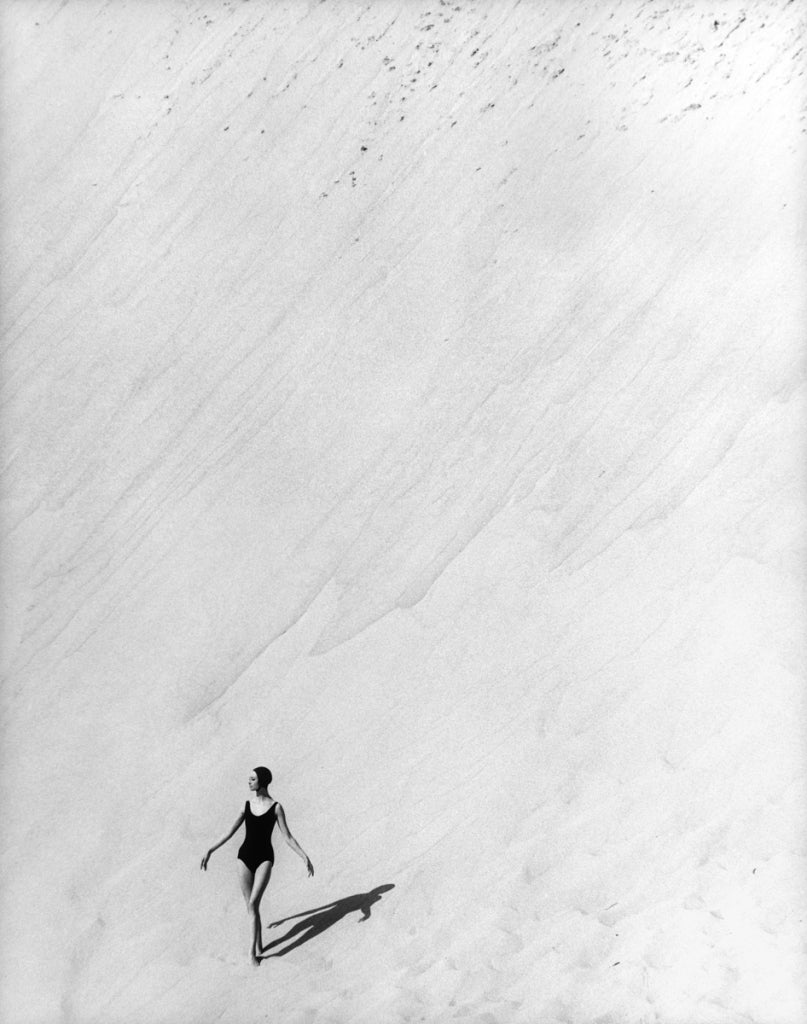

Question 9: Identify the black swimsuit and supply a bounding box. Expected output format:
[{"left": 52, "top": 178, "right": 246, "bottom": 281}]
[{"left": 237, "top": 801, "right": 277, "bottom": 872}]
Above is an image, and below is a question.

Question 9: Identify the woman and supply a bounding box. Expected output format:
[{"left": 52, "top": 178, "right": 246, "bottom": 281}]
[{"left": 201, "top": 766, "right": 314, "bottom": 964}]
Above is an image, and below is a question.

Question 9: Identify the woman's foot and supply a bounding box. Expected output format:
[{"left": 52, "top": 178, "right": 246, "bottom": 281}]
[{"left": 250, "top": 948, "right": 261, "bottom": 966}]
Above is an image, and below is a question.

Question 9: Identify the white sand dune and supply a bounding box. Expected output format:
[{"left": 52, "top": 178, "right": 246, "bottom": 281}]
[{"left": 1, "top": 1, "right": 804, "bottom": 1021}]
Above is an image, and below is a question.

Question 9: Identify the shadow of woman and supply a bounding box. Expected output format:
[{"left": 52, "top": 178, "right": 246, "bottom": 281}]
[{"left": 259, "top": 884, "right": 395, "bottom": 959}]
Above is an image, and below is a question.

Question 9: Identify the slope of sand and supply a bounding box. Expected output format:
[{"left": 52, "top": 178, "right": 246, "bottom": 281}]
[{"left": 1, "top": 1, "right": 804, "bottom": 1021}]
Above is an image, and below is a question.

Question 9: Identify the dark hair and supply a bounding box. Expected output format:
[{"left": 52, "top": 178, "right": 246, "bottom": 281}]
[{"left": 253, "top": 766, "right": 272, "bottom": 789}]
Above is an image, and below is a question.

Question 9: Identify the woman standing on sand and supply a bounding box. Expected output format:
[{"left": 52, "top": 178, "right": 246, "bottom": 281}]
[{"left": 201, "top": 766, "right": 314, "bottom": 964}]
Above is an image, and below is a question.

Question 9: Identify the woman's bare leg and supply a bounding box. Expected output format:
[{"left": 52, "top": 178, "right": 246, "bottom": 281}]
[
  {"left": 237, "top": 861, "right": 253, "bottom": 908},
  {"left": 248, "top": 861, "right": 273, "bottom": 962}
]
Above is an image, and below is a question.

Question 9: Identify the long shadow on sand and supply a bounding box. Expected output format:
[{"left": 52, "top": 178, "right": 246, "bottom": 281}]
[{"left": 260, "top": 884, "right": 395, "bottom": 958}]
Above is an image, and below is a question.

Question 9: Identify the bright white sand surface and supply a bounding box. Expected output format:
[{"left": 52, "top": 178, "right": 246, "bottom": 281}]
[{"left": 1, "top": 1, "right": 805, "bottom": 1021}]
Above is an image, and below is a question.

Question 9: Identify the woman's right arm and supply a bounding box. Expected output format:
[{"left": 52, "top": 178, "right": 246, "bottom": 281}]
[{"left": 200, "top": 809, "right": 245, "bottom": 870}]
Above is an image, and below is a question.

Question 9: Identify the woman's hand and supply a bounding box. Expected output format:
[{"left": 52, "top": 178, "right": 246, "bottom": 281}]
[{"left": 200, "top": 850, "right": 212, "bottom": 870}]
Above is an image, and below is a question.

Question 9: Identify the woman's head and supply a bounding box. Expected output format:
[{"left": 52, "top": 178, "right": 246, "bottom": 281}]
[{"left": 249, "top": 766, "right": 272, "bottom": 791}]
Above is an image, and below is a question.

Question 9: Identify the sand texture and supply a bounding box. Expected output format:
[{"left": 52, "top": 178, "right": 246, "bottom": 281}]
[{"left": 1, "top": 1, "right": 805, "bottom": 1021}]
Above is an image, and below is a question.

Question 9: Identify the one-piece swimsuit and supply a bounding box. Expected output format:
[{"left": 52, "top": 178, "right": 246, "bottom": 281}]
[{"left": 237, "top": 800, "right": 277, "bottom": 872}]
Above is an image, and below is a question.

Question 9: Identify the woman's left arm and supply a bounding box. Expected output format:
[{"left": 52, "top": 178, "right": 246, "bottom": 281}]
[{"left": 276, "top": 804, "right": 314, "bottom": 876}]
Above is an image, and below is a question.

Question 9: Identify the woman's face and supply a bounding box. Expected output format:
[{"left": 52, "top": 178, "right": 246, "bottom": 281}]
[{"left": 248, "top": 771, "right": 258, "bottom": 791}]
